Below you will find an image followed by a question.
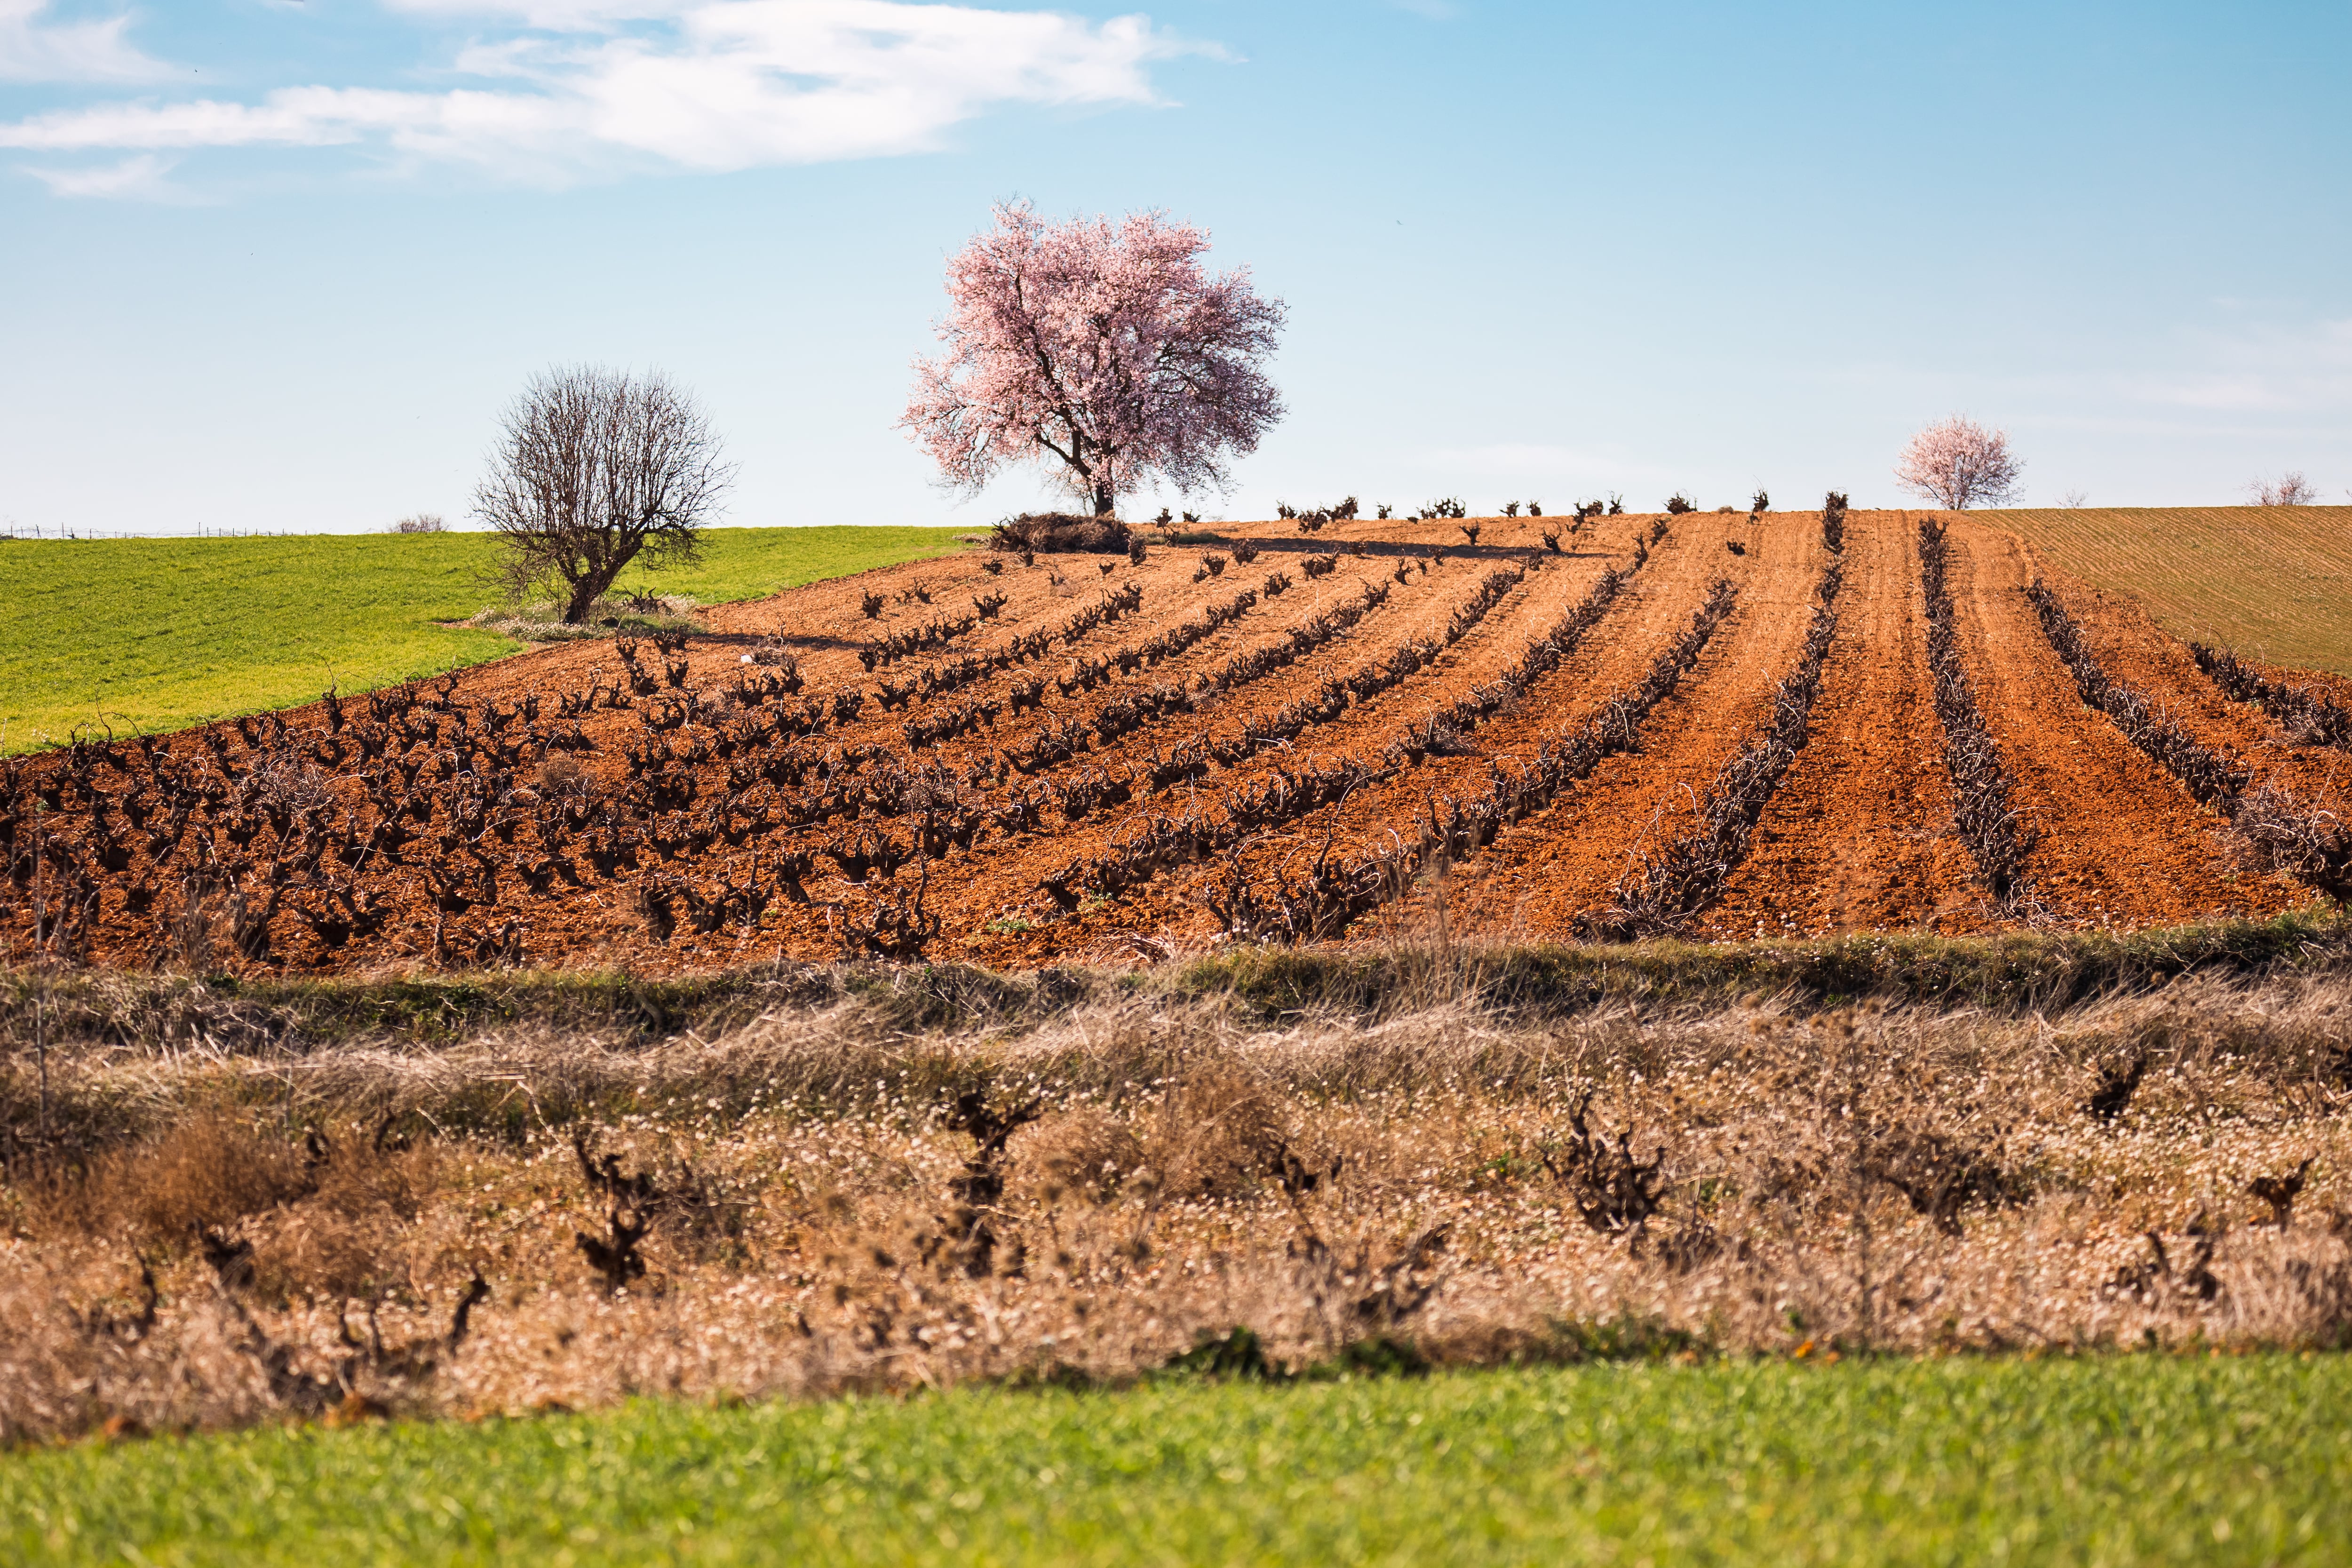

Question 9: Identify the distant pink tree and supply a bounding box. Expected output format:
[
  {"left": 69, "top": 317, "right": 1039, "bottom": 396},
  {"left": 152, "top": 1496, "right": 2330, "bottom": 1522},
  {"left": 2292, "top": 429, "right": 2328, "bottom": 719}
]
[
  {"left": 902, "top": 202, "right": 1287, "bottom": 517},
  {"left": 1893, "top": 415, "right": 2025, "bottom": 510},
  {"left": 2249, "top": 472, "right": 2318, "bottom": 506}
]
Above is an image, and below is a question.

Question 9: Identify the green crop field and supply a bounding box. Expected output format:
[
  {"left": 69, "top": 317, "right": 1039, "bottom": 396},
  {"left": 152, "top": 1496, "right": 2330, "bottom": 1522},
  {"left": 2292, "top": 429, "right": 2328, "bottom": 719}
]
[
  {"left": 7, "top": 1356, "right": 2349, "bottom": 1566},
  {"left": 1990, "top": 505, "right": 2352, "bottom": 676},
  {"left": 0, "top": 526, "right": 974, "bottom": 753}
]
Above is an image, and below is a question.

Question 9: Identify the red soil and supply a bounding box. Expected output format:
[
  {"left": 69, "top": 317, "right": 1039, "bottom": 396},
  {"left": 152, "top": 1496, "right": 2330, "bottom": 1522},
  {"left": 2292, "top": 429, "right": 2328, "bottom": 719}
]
[{"left": 3, "top": 512, "right": 2337, "bottom": 977}]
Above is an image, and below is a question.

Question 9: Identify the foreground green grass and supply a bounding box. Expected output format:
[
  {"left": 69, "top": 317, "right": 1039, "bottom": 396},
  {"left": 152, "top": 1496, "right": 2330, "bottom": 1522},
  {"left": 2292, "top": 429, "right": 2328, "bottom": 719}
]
[
  {"left": 8, "top": 1357, "right": 2349, "bottom": 1565},
  {"left": 0, "top": 525, "right": 972, "bottom": 752}
]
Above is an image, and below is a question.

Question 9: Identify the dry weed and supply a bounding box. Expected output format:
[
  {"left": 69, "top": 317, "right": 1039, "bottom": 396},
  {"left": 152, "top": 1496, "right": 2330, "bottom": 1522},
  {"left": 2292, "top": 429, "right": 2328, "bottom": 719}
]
[{"left": 5, "top": 965, "right": 2352, "bottom": 1441}]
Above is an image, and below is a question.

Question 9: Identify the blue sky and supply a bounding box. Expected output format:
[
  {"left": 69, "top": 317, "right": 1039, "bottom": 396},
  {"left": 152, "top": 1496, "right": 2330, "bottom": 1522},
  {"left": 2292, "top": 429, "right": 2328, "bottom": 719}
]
[{"left": 2, "top": 0, "right": 2347, "bottom": 535}]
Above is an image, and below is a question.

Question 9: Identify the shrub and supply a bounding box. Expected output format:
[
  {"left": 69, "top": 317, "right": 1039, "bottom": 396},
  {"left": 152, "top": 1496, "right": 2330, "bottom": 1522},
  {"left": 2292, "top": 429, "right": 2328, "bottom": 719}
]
[
  {"left": 391, "top": 514, "right": 446, "bottom": 534},
  {"left": 991, "top": 512, "right": 1133, "bottom": 554},
  {"left": 2251, "top": 473, "right": 2319, "bottom": 507},
  {"left": 1664, "top": 493, "right": 1696, "bottom": 515}
]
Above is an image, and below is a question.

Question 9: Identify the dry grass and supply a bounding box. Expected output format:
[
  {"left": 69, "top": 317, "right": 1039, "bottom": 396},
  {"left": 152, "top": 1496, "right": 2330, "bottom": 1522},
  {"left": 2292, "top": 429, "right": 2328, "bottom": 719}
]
[
  {"left": 1991, "top": 505, "right": 2352, "bottom": 675},
  {"left": 5, "top": 954, "right": 2352, "bottom": 1443}
]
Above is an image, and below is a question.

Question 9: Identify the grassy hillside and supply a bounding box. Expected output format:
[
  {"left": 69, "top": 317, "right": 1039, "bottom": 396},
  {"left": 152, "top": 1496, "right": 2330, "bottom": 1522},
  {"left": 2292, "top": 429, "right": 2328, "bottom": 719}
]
[
  {"left": 1991, "top": 505, "right": 2352, "bottom": 674},
  {"left": 8, "top": 1357, "right": 2347, "bottom": 1565},
  {"left": 0, "top": 525, "right": 973, "bottom": 752}
]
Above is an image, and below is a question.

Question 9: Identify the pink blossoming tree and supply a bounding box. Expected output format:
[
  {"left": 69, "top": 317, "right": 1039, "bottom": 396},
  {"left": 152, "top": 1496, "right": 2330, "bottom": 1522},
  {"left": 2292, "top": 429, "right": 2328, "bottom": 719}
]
[
  {"left": 1893, "top": 415, "right": 2025, "bottom": 510},
  {"left": 902, "top": 202, "right": 1287, "bottom": 517}
]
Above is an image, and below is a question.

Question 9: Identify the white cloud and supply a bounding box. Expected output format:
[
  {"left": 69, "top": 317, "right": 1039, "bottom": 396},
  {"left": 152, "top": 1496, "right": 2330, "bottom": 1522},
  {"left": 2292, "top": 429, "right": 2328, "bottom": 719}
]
[
  {"left": 19, "top": 148, "right": 191, "bottom": 198},
  {"left": 381, "top": 0, "right": 701, "bottom": 24},
  {"left": 0, "top": 0, "right": 167, "bottom": 82},
  {"left": 0, "top": 1, "right": 1195, "bottom": 186}
]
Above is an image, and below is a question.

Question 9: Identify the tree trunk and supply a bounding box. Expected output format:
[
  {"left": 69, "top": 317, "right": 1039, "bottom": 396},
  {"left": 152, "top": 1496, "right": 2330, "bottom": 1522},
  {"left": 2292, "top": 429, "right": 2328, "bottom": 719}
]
[
  {"left": 562, "top": 546, "right": 636, "bottom": 623},
  {"left": 562, "top": 573, "right": 605, "bottom": 625},
  {"left": 1092, "top": 481, "right": 1116, "bottom": 517}
]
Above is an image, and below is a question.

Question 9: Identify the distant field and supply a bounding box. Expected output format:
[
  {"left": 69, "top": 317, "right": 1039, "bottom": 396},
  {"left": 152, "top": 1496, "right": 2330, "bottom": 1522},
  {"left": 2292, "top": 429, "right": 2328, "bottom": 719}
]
[
  {"left": 0, "top": 526, "right": 973, "bottom": 752},
  {"left": 1990, "top": 505, "right": 2352, "bottom": 675},
  {"left": 8, "top": 1357, "right": 2348, "bottom": 1566}
]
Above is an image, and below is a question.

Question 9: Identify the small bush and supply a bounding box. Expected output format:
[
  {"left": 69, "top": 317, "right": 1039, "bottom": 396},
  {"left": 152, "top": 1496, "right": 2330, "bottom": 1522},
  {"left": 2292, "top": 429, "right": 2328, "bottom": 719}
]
[
  {"left": 991, "top": 513, "right": 1133, "bottom": 555},
  {"left": 467, "top": 594, "right": 701, "bottom": 643},
  {"left": 390, "top": 514, "right": 446, "bottom": 534},
  {"left": 1665, "top": 493, "right": 1696, "bottom": 515}
]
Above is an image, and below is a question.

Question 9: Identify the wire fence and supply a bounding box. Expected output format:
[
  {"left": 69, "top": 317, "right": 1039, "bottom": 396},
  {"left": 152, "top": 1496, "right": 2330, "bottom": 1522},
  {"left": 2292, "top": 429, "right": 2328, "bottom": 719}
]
[{"left": 0, "top": 524, "right": 310, "bottom": 541}]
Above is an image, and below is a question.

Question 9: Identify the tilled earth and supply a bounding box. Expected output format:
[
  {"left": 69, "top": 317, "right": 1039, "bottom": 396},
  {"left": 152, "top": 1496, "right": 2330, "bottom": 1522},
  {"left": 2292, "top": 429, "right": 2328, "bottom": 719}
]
[{"left": 4, "top": 511, "right": 2344, "bottom": 975}]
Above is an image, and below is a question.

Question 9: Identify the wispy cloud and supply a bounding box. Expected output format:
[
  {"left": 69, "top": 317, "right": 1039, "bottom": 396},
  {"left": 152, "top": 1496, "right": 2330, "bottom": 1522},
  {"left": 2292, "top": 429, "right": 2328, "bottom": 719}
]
[
  {"left": 2122, "top": 317, "right": 2352, "bottom": 414},
  {"left": 0, "top": 0, "right": 168, "bottom": 82},
  {"left": 20, "top": 149, "right": 191, "bottom": 199},
  {"left": 2, "top": 1, "right": 1200, "bottom": 189}
]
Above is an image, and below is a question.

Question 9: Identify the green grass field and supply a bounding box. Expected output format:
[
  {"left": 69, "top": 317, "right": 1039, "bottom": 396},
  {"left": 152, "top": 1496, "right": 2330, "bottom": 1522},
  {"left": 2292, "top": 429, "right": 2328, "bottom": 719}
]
[
  {"left": 0, "top": 526, "right": 973, "bottom": 753},
  {"left": 1990, "top": 505, "right": 2352, "bottom": 675},
  {"left": 7, "top": 1356, "right": 2348, "bottom": 1566}
]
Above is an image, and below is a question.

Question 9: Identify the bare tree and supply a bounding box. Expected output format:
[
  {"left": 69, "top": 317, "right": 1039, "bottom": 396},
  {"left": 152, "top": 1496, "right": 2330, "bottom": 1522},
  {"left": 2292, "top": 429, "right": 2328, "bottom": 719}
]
[
  {"left": 474, "top": 366, "right": 733, "bottom": 624},
  {"left": 2249, "top": 472, "right": 2318, "bottom": 507},
  {"left": 1893, "top": 415, "right": 2024, "bottom": 510}
]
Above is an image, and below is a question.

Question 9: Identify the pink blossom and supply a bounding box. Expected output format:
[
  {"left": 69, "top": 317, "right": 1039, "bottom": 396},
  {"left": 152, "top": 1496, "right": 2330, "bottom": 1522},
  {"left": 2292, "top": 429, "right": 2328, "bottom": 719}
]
[
  {"left": 1894, "top": 415, "right": 2025, "bottom": 510},
  {"left": 901, "top": 202, "right": 1286, "bottom": 516}
]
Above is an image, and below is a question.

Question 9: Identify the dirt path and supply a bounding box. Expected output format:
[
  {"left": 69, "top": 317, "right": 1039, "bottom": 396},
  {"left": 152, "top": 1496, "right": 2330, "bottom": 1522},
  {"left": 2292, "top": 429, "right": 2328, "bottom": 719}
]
[{"left": 1697, "top": 511, "right": 1981, "bottom": 938}]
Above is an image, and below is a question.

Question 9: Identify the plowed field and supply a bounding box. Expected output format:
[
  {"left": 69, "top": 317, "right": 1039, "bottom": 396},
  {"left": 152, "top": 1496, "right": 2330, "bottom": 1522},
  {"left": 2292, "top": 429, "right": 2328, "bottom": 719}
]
[{"left": 7, "top": 511, "right": 2348, "bottom": 974}]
